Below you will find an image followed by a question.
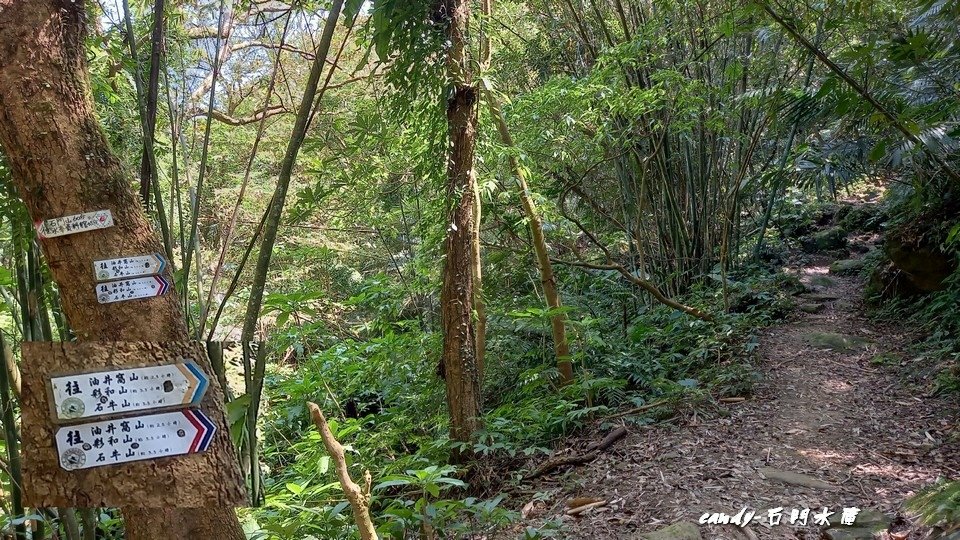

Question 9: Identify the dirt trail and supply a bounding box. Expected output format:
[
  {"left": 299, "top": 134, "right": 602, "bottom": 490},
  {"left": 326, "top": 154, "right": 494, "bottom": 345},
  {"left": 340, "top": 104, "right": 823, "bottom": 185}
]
[{"left": 517, "top": 251, "right": 959, "bottom": 539}]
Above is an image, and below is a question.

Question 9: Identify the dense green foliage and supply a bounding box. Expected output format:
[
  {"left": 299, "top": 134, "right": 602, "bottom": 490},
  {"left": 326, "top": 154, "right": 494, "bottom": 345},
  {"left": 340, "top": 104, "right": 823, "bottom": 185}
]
[{"left": 0, "top": 0, "right": 959, "bottom": 537}]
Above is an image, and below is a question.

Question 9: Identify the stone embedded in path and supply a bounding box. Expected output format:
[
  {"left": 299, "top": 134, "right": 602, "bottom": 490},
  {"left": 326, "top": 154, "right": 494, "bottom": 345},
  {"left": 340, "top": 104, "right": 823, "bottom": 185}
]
[
  {"left": 823, "top": 508, "right": 892, "bottom": 540},
  {"left": 799, "top": 303, "right": 824, "bottom": 313},
  {"left": 637, "top": 522, "right": 702, "bottom": 540},
  {"left": 870, "top": 352, "right": 901, "bottom": 366},
  {"left": 823, "top": 528, "right": 876, "bottom": 540},
  {"left": 804, "top": 332, "right": 871, "bottom": 351},
  {"left": 800, "top": 292, "right": 840, "bottom": 301},
  {"left": 830, "top": 258, "right": 867, "bottom": 276},
  {"left": 801, "top": 226, "right": 848, "bottom": 253},
  {"left": 757, "top": 467, "right": 839, "bottom": 490},
  {"left": 811, "top": 275, "right": 837, "bottom": 288}
]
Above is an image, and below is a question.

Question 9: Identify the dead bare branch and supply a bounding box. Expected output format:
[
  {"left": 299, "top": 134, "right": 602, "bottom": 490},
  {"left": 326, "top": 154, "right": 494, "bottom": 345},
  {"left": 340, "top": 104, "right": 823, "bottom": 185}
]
[{"left": 308, "top": 402, "right": 378, "bottom": 540}]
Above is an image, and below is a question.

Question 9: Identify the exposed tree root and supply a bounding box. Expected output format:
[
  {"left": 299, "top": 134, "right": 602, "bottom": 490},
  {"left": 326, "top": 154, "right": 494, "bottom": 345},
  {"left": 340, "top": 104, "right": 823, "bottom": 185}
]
[{"left": 526, "top": 426, "right": 628, "bottom": 480}]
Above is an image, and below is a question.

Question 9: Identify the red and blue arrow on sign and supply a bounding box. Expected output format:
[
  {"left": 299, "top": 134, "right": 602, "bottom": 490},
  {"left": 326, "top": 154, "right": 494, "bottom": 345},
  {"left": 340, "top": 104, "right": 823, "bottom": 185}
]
[
  {"left": 153, "top": 275, "right": 170, "bottom": 296},
  {"left": 96, "top": 275, "right": 172, "bottom": 304},
  {"left": 183, "top": 409, "right": 216, "bottom": 453}
]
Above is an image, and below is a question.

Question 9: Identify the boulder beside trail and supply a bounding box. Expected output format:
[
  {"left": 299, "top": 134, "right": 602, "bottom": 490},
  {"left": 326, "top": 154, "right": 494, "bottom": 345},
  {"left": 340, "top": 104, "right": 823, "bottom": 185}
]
[
  {"left": 885, "top": 233, "right": 954, "bottom": 292},
  {"left": 867, "top": 260, "right": 921, "bottom": 299},
  {"left": 868, "top": 228, "right": 957, "bottom": 299},
  {"left": 801, "top": 227, "right": 848, "bottom": 253}
]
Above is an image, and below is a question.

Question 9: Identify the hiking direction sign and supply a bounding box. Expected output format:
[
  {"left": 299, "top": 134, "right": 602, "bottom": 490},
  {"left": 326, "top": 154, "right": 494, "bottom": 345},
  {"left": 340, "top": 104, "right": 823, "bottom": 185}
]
[
  {"left": 50, "top": 362, "right": 209, "bottom": 422},
  {"left": 95, "top": 275, "right": 170, "bottom": 304},
  {"left": 20, "top": 341, "right": 247, "bottom": 508},
  {"left": 56, "top": 410, "right": 216, "bottom": 471},
  {"left": 93, "top": 253, "right": 166, "bottom": 282},
  {"left": 35, "top": 210, "right": 114, "bottom": 239}
]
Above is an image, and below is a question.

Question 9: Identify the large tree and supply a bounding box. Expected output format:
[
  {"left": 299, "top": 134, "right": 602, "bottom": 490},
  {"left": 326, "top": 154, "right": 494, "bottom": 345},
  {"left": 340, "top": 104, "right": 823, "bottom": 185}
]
[
  {"left": 440, "top": 0, "right": 483, "bottom": 456},
  {"left": 0, "top": 1, "right": 244, "bottom": 538}
]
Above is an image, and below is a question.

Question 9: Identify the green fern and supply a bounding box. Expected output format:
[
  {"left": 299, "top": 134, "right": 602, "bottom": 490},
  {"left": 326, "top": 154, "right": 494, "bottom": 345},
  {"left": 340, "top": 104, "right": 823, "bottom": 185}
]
[{"left": 906, "top": 480, "right": 960, "bottom": 532}]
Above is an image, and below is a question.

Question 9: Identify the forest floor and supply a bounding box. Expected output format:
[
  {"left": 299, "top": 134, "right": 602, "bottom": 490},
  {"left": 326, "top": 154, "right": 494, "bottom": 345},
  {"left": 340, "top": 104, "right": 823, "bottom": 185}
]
[{"left": 509, "top": 230, "right": 960, "bottom": 539}]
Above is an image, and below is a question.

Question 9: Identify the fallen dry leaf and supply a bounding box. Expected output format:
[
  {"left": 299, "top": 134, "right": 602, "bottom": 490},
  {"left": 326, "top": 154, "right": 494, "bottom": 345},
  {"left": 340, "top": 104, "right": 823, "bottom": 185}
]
[{"left": 521, "top": 500, "right": 536, "bottom": 520}]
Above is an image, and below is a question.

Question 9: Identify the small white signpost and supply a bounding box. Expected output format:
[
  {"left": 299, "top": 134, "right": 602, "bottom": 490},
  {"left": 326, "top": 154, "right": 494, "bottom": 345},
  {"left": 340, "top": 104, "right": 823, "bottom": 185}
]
[
  {"left": 35, "top": 210, "right": 114, "bottom": 239},
  {"left": 93, "top": 253, "right": 167, "bottom": 282},
  {"left": 55, "top": 410, "right": 216, "bottom": 471},
  {"left": 50, "top": 362, "right": 209, "bottom": 421},
  {"left": 95, "top": 275, "right": 170, "bottom": 304}
]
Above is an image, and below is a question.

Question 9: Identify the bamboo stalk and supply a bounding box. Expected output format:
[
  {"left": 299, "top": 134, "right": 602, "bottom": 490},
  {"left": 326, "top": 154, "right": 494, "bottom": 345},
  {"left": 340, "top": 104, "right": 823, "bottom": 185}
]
[
  {"left": 238, "top": 0, "right": 345, "bottom": 504},
  {"left": 0, "top": 332, "right": 24, "bottom": 539},
  {"left": 120, "top": 0, "right": 173, "bottom": 259},
  {"left": 244, "top": 342, "right": 267, "bottom": 505},
  {"left": 59, "top": 507, "right": 81, "bottom": 540},
  {"left": 755, "top": 19, "right": 821, "bottom": 260},
  {"left": 483, "top": 87, "right": 575, "bottom": 384},
  {"left": 557, "top": 189, "right": 713, "bottom": 321},
  {"left": 80, "top": 508, "right": 97, "bottom": 540}
]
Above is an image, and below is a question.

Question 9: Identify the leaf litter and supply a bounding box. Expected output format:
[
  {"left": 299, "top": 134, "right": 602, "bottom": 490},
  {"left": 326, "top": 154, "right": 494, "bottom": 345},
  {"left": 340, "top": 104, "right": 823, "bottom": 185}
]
[{"left": 504, "top": 252, "right": 959, "bottom": 539}]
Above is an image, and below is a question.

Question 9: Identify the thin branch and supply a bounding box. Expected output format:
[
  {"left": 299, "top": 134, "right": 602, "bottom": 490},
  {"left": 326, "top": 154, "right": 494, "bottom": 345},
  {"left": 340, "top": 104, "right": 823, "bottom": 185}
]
[
  {"left": 231, "top": 40, "right": 315, "bottom": 59},
  {"left": 558, "top": 187, "right": 713, "bottom": 321},
  {"left": 183, "top": 0, "right": 233, "bottom": 332},
  {"left": 307, "top": 403, "right": 377, "bottom": 540},
  {"left": 200, "top": 10, "right": 293, "bottom": 337},
  {"left": 188, "top": 7, "right": 238, "bottom": 103},
  {"left": 188, "top": 104, "right": 290, "bottom": 125}
]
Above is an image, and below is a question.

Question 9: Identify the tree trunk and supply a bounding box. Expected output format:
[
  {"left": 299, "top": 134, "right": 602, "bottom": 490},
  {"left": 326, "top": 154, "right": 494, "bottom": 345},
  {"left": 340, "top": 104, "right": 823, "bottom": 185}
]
[
  {"left": 440, "top": 0, "right": 483, "bottom": 456},
  {"left": 0, "top": 2, "right": 244, "bottom": 539}
]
